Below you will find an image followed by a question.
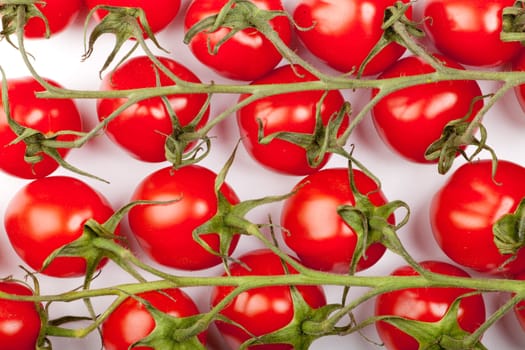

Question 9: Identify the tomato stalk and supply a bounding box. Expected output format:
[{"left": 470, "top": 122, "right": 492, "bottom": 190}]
[{"left": 3, "top": 1, "right": 525, "bottom": 348}]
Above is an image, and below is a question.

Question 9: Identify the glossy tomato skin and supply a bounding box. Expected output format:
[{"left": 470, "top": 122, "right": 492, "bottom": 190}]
[
  {"left": 423, "top": 0, "right": 521, "bottom": 67},
  {"left": 4, "top": 176, "right": 116, "bottom": 277},
  {"left": 85, "top": 0, "right": 180, "bottom": 34},
  {"left": 0, "top": 77, "right": 83, "bottom": 179},
  {"left": 23, "top": 0, "right": 82, "bottom": 38},
  {"left": 184, "top": 0, "right": 292, "bottom": 81},
  {"left": 375, "top": 261, "right": 486, "bottom": 350},
  {"left": 0, "top": 281, "right": 42, "bottom": 350},
  {"left": 430, "top": 159, "right": 525, "bottom": 276},
  {"left": 211, "top": 249, "right": 327, "bottom": 350},
  {"left": 102, "top": 288, "right": 206, "bottom": 350},
  {"left": 281, "top": 168, "right": 390, "bottom": 273},
  {"left": 97, "top": 56, "right": 209, "bottom": 162},
  {"left": 371, "top": 54, "right": 483, "bottom": 163},
  {"left": 293, "top": 0, "right": 410, "bottom": 76},
  {"left": 128, "top": 165, "right": 240, "bottom": 270},
  {"left": 237, "top": 64, "right": 348, "bottom": 175}
]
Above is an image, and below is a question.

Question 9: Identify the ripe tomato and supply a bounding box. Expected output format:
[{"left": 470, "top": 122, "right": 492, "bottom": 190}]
[
  {"left": 4, "top": 176, "right": 116, "bottom": 277},
  {"left": 0, "top": 77, "right": 83, "bottom": 179},
  {"left": 293, "top": 0, "right": 410, "bottom": 76},
  {"left": 280, "top": 167, "right": 390, "bottom": 273},
  {"left": 375, "top": 260, "right": 486, "bottom": 350},
  {"left": 23, "top": 0, "right": 82, "bottom": 38},
  {"left": 210, "top": 249, "right": 327, "bottom": 350},
  {"left": 102, "top": 288, "right": 206, "bottom": 350},
  {"left": 97, "top": 55, "right": 210, "bottom": 162},
  {"left": 430, "top": 159, "right": 525, "bottom": 276},
  {"left": 423, "top": 0, "right": 521, "bottom": 67},
  {"left": 371, "top": 54, "right": 483, "bottom": 163},
  {"left": 85, "top": 0, "right": 180, "bottom": 34},
  {"left": 184, "top": 0, "right": 293, "bottom": 80},
  {"left": 0, "top": 281, "right": 42, "bottom": 350},
  {"left": 128, "top": 164, "right": 240, "bottom": 270},
  {"left": 236, "top": 64, "right": 348, "bottom": 175}
]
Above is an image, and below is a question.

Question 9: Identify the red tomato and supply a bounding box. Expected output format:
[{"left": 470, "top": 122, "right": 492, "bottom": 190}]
[
  {"left": 210, "top": 249, "right": 327, "bottom": 350},
  {"left": 293, "top": 0, "right": 410, "bottom": 76},
  {"left": 128, "top": 164, "right": 240, "bottom": 270},
  {"left": 375, "top": 261, "right": 486, "bottom": 350},
  {"left": 236, "top": 64, "right": 349, "bottom": 175},
  {"left": 23, "top": 0, "right": 82, "bottom": 38},
  {"left": 0, "top": 77, "right": 83, "bottom": 179},
  {"left": 184, "top": 0, "right": 292, "bottom": 80},
  {"left": 423, "top": 0, "right": 521, "bottom": 67},
  {"left": 4, "top": 176, "right": 116, "bottom": 277},
  {"left": 0, "top": 281, "right": 42, "bottom": 350},
  {"left": 97, "top": 55, "right": 210, "bottom": 162},
  {"left": 513, "top": 272, "right": 525, "bottom": 331},
  {"left": 281, "top": 167, "right": 390, "bottom": 273},
  {"left": 85, "top": 0, "right": 180, "bottom": 34},
  {"left": 430, "top": 159, "right": 525, "bottom": 276},
  {"left": 102, "top": 288, "right": 206, "bottom": 350},
  {"left": 371, "top": 54, "right": 483, "bottom": 163}
]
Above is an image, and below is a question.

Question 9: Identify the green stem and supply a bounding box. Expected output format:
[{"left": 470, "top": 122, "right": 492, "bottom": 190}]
[
  {"left": 464, "top": 293, "right": 522, "bottom": 347},
  {"left": 1, "top": 273, "right": 523, "bottom": 305}
]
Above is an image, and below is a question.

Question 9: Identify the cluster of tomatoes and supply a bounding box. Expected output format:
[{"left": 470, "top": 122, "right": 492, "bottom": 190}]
[{"left": 2, "top": 0, "right": 525, "bottom": 349}]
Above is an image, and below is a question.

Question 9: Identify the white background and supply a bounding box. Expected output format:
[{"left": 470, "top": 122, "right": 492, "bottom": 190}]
[{"left": 0, "top": 0, "right": 524, "bottom": 349}]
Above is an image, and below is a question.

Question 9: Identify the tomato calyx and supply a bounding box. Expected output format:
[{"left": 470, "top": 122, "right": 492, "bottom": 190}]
[
  {"left": 183, "top": 0, "right": 287, "bottom": 55},
  {"left": 84, "top": 5, "right": 167, "bottom": 75},
  {"left": 234, "top": 286, "right": 338, "bottom": 349},
  {"left": 257, "top": 99, "right": 352, "bottom": 170},
  {"left": 357, "top": 1, "right": 421, "bottom": 78},
  {"left": 43, "top": 199, "right": 176, "bottom": 283},
  {"left": 0, "top": 1, "right": 49, "bottom": 40},
  {"left": 425, "top": 111, "right": 498, "bottom": 176},
  {"left": 164, "top": 96, "right": 212, "bottom": 168},
  {"left": 193, "top": 146, "right": 294, "bottom": 268},
  {"left": 126, "top": 294, "right": 206, "bottom": 349},
  {"left": 501, "top": 0, "right": 525, "bottom": 44},
  {"left": 379, "top": 294, "right": 487, "bottom": 350},
  {"left": 493, "top": 198, "right": 525, "bottom": 260},
  {"left": 0, "top": 72, "right": 106, "bottom": 182},
  {"left": 335, "top": 162, "right": 418, "bottom": 274},
  {"left": 5, "top": 118, "right": 103, "bottom": 181}
]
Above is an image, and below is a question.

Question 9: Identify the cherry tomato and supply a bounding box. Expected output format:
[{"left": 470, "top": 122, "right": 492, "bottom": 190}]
[
  {"left": 102, "top": 288, "right": 206, "bottom": 350},
  {"left": 281, "top": 167, "right": 390, "bottom": 273},
  {"left": 128, "top": 164, "right": 240, "bottom": 270},
  {"left": 0, "top": 77, "right": 83, "bottom": 179},
  {"left": 85, "top": 0, "right": 180, "bottom": 34},
  {"left": 423, "top": 0, "right": 521, "bottom": 67},
  {"left": 430, "top": 159, "right": 525, "bottom": 276},
  {"left": 375, "top": 260, "right": 486, "bottom": 350},
  {"left": 0, "top": 281, "right": 42, "bottom": 350},
  {"left": 371, "top": 54, "right": 483, "bottom": 163},
  {"left": 210, "top": 249, "right": 327, "bottom": 350},
  {"left": 4, "top": 176, "right": 116, "bottom": 277},
  {"left": 23, "top": 0, "right": 82, "bottom": 38},
  {"left": 184, "top": 0, "right": 293, "bottom": 80},
  {"left": 236, "top": 64, "right": 349, "bottom": 175},
  {"left": 293, "top": 0, "right": 410, "bottom": 76},
  {"left": 97, "top": 55, "right": 210, "bottom": 162}
]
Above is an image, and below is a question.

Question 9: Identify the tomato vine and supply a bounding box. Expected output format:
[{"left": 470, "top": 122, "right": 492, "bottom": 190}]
[{"left": 1, "top": 0, "right": 525, "bottom": 349}]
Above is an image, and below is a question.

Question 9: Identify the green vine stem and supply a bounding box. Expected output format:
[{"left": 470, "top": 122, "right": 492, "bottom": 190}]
[{"left": 2, "top": 0, "right": 525, "bottom": 348}]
